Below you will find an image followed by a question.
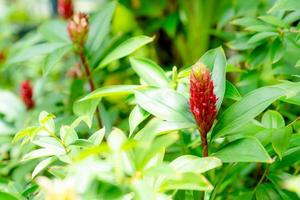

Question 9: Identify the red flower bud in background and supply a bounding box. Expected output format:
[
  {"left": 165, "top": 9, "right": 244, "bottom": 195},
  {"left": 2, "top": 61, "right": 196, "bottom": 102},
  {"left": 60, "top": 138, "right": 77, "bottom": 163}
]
[
  {"left": 190, "top": 62, "right": 217, "bottom": 157},
  {"left": 57, "top": 0, "right": 74, "bottom": 19},
  {"left": 20, "top": 80, "right": 35, "bottom": 110},
  {"left": 67, "top": 13, "right": 89, "bottom": 48}
]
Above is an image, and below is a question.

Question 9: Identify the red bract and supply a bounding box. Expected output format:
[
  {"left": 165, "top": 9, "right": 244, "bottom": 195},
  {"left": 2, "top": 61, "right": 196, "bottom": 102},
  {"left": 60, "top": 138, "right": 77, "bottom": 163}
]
[
  {"left": 58, "top": 0, "right": 74, "bottom": 19},
  {"left": 20, "top": 80, "right": 35, "bottom": 110},
  {"left": 67, "top": 13, "right": 89, "bottom": 48},
  {"left": 190, "top": 62, "right": 217, "bottom": 156}
]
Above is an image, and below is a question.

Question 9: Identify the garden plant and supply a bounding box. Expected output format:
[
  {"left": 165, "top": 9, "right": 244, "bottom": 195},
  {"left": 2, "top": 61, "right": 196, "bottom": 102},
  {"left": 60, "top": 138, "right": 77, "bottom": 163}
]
[{"left": 0, "top": 0, "right": 300, "bottom": 199}]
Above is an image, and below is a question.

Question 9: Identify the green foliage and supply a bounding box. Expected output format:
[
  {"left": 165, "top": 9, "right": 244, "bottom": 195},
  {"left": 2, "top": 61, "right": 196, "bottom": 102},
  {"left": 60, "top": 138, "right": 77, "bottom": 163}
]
[{"left": 0, "top": 0, "right": 300, "bottom": 199}]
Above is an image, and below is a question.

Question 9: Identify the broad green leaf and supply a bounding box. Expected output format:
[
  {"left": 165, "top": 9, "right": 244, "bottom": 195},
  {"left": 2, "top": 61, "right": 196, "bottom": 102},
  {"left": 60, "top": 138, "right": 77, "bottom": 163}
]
[
  {"left": 212, "top": 86, "right": 286, "bottom": 139},
  {"left": 129, "top": 105, "right": 150, "bottom": 136},
  {"left": 97, "top": 35, "right": 154, "bottom": 69},
  {"left": 224, "top": 81, "right": 242, "bottom": 101},
  {"left": 283, "top": 176, "right": 300, "bottom": 196},
  {"left": 214, "top": 137, "right": 272, "bottom": 163},
  {"left": 33, "top": 137, "right": 65, "bottom": 153},
  {"left": 283, "top": 11, "right": 300, "bottom": 24},
  {"left": 38, "top": 20, "right": 70, "bottom": 43},
  {"left": 8, "top": 43, "right": 67, "bottom": 64},
  {"left": 86, "top": 1, "right": 116, "bottom": 56},
  {"left": 169, "top": 156, "right": 222, "bottom": 174},
  {"left": 269, "top": 0, "right": 300, "bottom": 12},
  {"left": 32, "top": 157, "right": 56, "bottom": 179},
  {"left": 135, "top": 88, "right": 194, "bottom": 123},
  {"left": 88, "top": 128, "right": 105, "bottom": 145},
  {"left": 0, "top": 192, "right": 18, "bottom": 200},
  {"left": 107, "top": 128, "right": 127, "bottom": 151},
  {"left": 261, "top": 110, "right": 285, "bottom": 128},
  {"left": 272, "top": 126, "right": 292, "bottom": 160},
  {"left": 248, "top": 32, "right": 278, "bottom": 44},
  {"left": 43, "top": 45, "right": 72, "bottom": 76},
  {"left": 245, "top": 25, "right": 277, "bottom": 32},
  {"left": 79, "top": 85, "right": 144, "bottom": 101},
  {"left": 258, "top": 15, "right": 288, "bottom": 28},
  {"left": 130, "top": 57, "right": 170, "bottom": 87},
  {"left": 160, "top": 172, "right": 213, "bottom": 191},
  {"left": 199, "top": 47, "right": 227, "bottom": 110},
  {"left": 270, "top": 38, "right": 284, "bottom": 64}
]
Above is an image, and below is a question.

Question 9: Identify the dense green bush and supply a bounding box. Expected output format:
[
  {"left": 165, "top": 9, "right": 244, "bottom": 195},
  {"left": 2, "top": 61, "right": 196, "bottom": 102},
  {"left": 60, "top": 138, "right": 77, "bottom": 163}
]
[{"left": 0, "top": 0, "right": 300, "bottom": 199}]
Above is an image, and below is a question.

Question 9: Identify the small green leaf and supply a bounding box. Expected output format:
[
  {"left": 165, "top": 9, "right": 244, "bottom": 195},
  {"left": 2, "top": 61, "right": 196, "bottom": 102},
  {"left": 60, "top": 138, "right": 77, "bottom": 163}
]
[
  {"left": 248, "top": 32, "right": 278, "bottom": 44},
  {"left": 70, "top": 139, "right": 94, "bottom": 148},
  {"left": 43, "top": 45, "right": 72, "bottom": 76},
  {"left": 8, "top": 43, "right": 67, "bottom": 64},
  {"left": 224, "top": 81, "right": 242, "bottom": 101},
  {"left": 214, "top": 137, "right": 272, "bottom": 163},
  {"left": 261, "top": 110, "right": 285, "bottom": 128},
  {"left": 60, "top": 126, "right": 78, "bottom": 146},
  {"left": 255, "top": 184, "right": 282, "bottom": 200},
  {"left": 130, "top": 57, "right": 170, "bottom": 87},
  {"left": 97, "top": 35, "right": 154, "bottom": 69},
  {"left": 38, "top": 20, "right": 70, "bottom": 43},
  {"left": 13, "top": 127, "right": 39, "bottom": 143},
  {"left": 79, "top": 85, "right": 144, "bottom": 101},
  {"left": 272, "top": 126, "right": 292, "bottom": 160},
  {"left": 160, "top": 172, "right": 213, "bottom": 191},
  {"left": 23, "top": 148, "right": 64, "bottom": 161},
  {"left": 258, "top": 15, "right": 288, "bottom": 28},
  {"left": 129, "top": 105, "right": 150, "bottom": 136},
  {"left": 269, "top": 0, "right": 300, "bottom": 12},
  {"left": 169, "top": 156, "right": 222, "bottom": 174},
  {"left": 73, "top": 99, "right": 100, "bottom": 128},
  {"left": 32, "top": 157, "right": 56, "bottom": 179}
]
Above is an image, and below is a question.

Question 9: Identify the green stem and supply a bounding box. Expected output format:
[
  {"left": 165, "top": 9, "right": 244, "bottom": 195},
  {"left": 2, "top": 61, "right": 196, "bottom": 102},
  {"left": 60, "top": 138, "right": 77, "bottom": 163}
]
[{"left": 210, "top": 164, "right": 233, "bottom": 200}]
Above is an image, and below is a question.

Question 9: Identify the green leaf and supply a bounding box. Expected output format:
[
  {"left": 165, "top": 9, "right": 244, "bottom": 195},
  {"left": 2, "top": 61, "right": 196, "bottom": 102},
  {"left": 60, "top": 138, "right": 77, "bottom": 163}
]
[
  {"left": 38, "top": 20, "right": 70, "bottom": 43},
  {"left": 245, "top": 25, "right": 277, "bottom": 32},
  {"left": 295, "top": 59, "right": 300, "bottom": 68},
  {"left": 79, "top": 85, "right": 144, "bottom": 101},
  {"left": 269, "top": 0, "right": 300, "bottom": 12},
  {"left": 135, "top": 88, "right": 194, "bottom": 123},
  {"left": 39, "top": 111, "right": 56, "bottom": 133},
  {"left": 60, "top": 126, "right": 78, "bottom": 146},
  {"left": 129, "top": 57, "right": 170, "bottom": 87},
  {"left": 258, "top": 15, "right": 288, "bottom": 28},
  {"left": 272, "top": 126, "right": 292, "bottom": 160},
  {"left": 73, "top": 99, "right": 100, "bottom": 128},
  {"left": 248, "top": 32, "right": 278, "bottom": 44},
  {"left": 169, "top": 155, "right": 222, "bottom": 174},
  {"left": 8, "top": 43, "right": 67, "bottom": 64},
  {"left": 212, "top": 86, "right": 286, "bottom": 139},
  {"left": 224, "top": 81, "right": 242, "bottom": 101},
  {"left": 270, "top": 38, "right": 284, "bottom": 64},
  {"left": 261, "top": 110, "right": 285, "bottom": 128},
  {"left": 0, "top": 192, "right": 18, "bottom": 200},
  {"left": 32, "top": 157, "right": 56, "bottom": 179},
  {"left": 214, "top": 137, "right": 272, "bottom": 163},
  {"left": 129, "top": 105, "right": 150, "bottom": 136},
  {"left": 43, "top": 45, "right": 72, "bottom": 76},
  {"left": 159, "top": 172, "right": 213, "bottom": 191},
  {"left": 13, "top": 127, "right": 39, "bottom": 143},
  {"left": 97, "top": 35, "right": 154, "bottom": 69},
  {"left": 231, "top": 17, "right": 262, "bottom": 27},
  {"left": 86, "top": 1, "right": 116, "bottom": 56},
  {"left": 70, "top": 139, "right": 94, "bottom": 148},
  {"left": 199, "top": 47, "right": 227, "bottom": 110},
  {"left": 23, "top": 148, "right": 64, "bottom": 161}
]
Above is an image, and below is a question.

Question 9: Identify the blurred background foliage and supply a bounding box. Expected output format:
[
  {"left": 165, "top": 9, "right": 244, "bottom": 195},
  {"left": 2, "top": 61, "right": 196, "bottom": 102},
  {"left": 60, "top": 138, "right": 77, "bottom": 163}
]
[{"left": 0, "top": 0, "right": 300, "bottom": 199}]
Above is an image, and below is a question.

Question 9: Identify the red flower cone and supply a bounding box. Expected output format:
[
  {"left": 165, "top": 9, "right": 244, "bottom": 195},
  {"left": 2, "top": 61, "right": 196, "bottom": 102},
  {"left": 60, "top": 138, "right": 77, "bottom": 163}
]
[
  {"left": 58, "top": 0, "right": 74, "bottom": 19},
  {"left": 190, "top": 62, "right": 217, "bottom": 157},
  {"left": 67, "top": 13, "right": 89, "bottom": 49},
  {"left": 20, "top": 80, "right": 35, "bottom": 110}
]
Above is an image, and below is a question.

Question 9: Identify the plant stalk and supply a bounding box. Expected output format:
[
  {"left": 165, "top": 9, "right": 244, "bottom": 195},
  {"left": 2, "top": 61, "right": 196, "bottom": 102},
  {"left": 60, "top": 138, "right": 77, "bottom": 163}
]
[
  {"left": 200, "top": 128, "right": 208, "bottom": 157},
  {"left": 78, "top": 48, "right": 102, "bottom": 129}
]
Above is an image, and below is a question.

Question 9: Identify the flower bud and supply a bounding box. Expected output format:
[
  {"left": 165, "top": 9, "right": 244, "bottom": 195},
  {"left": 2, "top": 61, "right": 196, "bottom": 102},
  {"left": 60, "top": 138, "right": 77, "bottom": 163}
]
[
  {"left": 67, "top": 13, "right": 89, "bottom": 48},
  {"left": 20, "top": 80, "right": 35, "bottom": 110},
  {"left": 57, "top": 0, "right": 74, "bottom": 19},
  {"left": 190, "top": 62, "right": 217, "bottom": 135}
]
